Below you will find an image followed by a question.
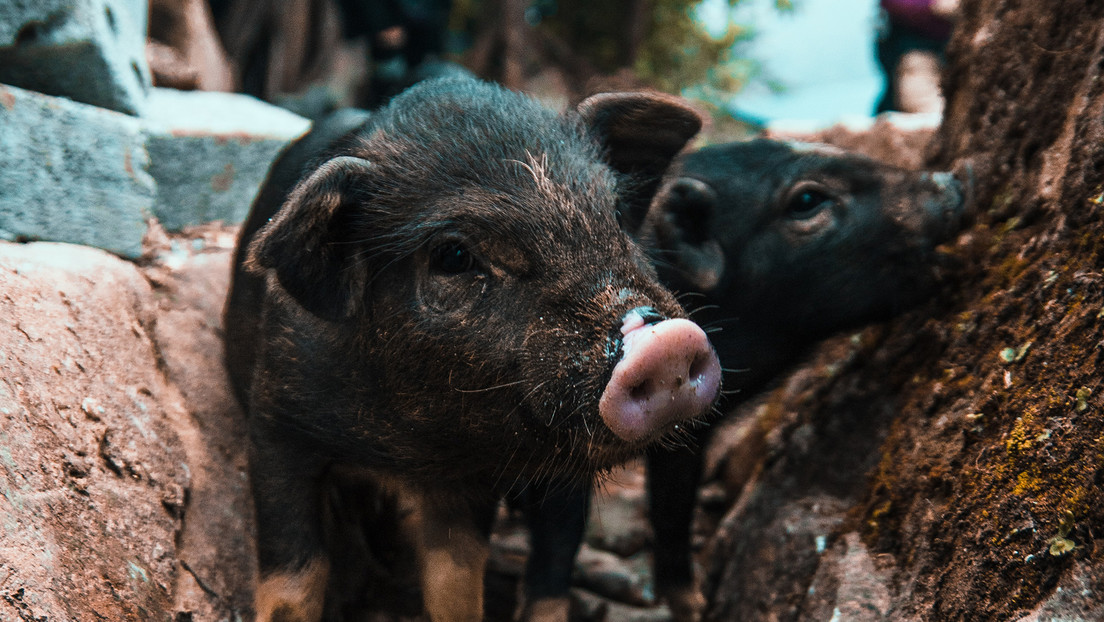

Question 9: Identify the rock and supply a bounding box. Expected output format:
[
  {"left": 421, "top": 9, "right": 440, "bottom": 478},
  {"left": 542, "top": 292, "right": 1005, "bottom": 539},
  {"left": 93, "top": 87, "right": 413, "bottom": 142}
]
[
  {"left": 0, "top": 231, "right": 256, "bottom": 621},
  {"left": 802, "top": 532, "right": 893, "bottom": 622},
  {"left": 0, "top": 83, "right": 311, "bottom": 257},
  {"left": 575, "top": 545, "right": 655, "bottom": 608},
  {"left": 0, "top": 241, "right": 188, "bottom": 620},
  {"left": 143, "top": 87, "right": 311, "bottom": 231},
  {"left": 1016, "top": 561, "right": 1104, "bottom": 622},
  {"left": 0, "top": 82, "right": 154, "bottom": 258},
  {"left": 139, "top": 224, "right": 255, "bottom": 620},
  {"left": 571, "top": 588, "right": 673, "bottom": 622},
  {"left": 488, "top": 515, "right": 531, "bottom": 577},
  {"left": 602, "top": 600, "right": 674, "bottom": 622},
  {"left": 587, "top": 461, "right": 651, "bottom": 558},
  {"left": 764, "top": 111, "right": 940, "bottom": 170},
  {"left": 0, "top": 0, "right": 151, "bottom": 115}
]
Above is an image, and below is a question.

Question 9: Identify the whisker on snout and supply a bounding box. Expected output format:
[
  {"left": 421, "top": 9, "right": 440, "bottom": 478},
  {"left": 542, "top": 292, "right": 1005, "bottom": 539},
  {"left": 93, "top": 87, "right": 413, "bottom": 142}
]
[
  {"left": 452, "top": 379, "right": 529, "bottom": 393},
  {"left": 655, "top": 424, "right": 702, "bottom": 452},
  {"left": 675, "top": 291, "right": 710, "bottom": 304},
  {"left": 698, "top": 316, "right": 737, "bottom": 330}
]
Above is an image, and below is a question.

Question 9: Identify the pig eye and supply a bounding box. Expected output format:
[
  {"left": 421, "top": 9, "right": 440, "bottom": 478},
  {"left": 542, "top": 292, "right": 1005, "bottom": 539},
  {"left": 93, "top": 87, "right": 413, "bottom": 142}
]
[
  {"left": 430, "top": 240, "right": 477, "bottom": 274},
  {"left": 785, "top": 185, "right": 836, "bottom": 220}
]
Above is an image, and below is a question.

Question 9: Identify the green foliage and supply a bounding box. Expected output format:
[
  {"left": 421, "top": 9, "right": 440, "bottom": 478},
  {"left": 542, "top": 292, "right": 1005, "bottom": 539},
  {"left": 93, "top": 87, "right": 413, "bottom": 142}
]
[
  {"left": 450, "top": 0, "right": 789, "bottom": 114},
  {"left": 548, "top": 0, "right": 787, "bottom": 104},
  {"left": 635, "top": 0, "right": 751, "bottom": 95}
]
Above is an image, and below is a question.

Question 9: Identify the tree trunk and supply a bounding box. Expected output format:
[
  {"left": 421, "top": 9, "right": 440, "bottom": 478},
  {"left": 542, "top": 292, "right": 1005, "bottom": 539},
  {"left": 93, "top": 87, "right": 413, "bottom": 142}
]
[{"left": 704, "top": 1, "right": 1104, "bottom": 620}]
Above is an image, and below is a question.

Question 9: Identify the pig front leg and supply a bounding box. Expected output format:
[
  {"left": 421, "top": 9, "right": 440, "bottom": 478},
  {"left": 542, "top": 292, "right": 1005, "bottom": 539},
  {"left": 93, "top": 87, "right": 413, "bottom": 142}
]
[
  {"left": 647, "top": 435, "right": 708, "bottom": 622},
  {"left": 250, "top": 427, "right": 331, "bottom": 622},
  {"left": 406, "top": 489, "right": 498, "bottom": 622},
  {"left": 518, "top": 481, "right": 591, "bottom": 622}
]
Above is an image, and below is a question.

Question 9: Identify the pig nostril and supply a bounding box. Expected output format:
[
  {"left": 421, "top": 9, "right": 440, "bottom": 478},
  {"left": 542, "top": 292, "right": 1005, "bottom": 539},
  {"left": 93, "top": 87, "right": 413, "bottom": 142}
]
[
  {"left": 629, "top": 380, "right": 652, "bottom": 401},
  {"left": 688, "top": 351, "right": 712, "bottom": 383}
]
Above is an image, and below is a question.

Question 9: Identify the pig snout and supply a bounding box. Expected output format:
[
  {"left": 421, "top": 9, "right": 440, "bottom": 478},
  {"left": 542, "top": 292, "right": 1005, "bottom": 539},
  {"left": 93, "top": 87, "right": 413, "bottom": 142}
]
[
  {"left": 598, "top": 307, "right": 721, "bottom": 443},
  {"left": 919, "top": 170, "right": 969, "bottom": 241}
]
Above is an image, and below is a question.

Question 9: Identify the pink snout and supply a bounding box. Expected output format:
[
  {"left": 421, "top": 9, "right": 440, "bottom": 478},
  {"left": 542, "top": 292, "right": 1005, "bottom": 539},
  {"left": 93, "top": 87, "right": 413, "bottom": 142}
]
[{"left": 598, "top": 310, "right": 722, "bottom": 443}]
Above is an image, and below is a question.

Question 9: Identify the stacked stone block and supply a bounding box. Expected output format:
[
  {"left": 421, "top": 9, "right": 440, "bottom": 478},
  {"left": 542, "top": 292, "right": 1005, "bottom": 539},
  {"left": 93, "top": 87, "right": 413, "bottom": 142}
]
[
  {"left": 0, "top": 0, "right": 311, "bottom": 258},
  {"left": 0, "top": 0, "right": 150, "bottom": 115}
]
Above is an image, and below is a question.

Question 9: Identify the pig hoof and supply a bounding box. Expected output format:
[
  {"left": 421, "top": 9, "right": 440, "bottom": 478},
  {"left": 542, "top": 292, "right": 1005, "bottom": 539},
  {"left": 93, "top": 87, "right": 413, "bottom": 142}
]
[
  {"left": 254, "top": 558, "right": 329, "bottom": 622},
  {"left": 598, "top": 310, "right": 721, "bottom": 442}
]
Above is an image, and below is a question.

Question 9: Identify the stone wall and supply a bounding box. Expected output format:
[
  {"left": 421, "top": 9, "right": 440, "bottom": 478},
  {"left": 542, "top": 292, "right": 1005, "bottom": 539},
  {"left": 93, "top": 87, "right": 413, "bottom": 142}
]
[{"left": 0, "top": 0, "right": 310, "bottom": 258}]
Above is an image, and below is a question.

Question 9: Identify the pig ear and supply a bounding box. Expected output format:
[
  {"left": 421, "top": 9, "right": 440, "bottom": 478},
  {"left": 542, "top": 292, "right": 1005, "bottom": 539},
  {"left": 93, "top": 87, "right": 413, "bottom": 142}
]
[
  {"left": 246, "top": 156, "right": 373, "bottom": 322},
  {"left": 576, "top": 92, "right": 703, "bottom": 232},
  {"left": 656, "top": 177, "right": 725, "bottom": 292}
]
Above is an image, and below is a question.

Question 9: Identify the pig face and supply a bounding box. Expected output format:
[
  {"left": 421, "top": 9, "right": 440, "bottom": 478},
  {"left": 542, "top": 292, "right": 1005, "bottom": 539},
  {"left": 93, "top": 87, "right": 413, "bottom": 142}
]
[
  {"left": 235, "top": 79, "right": 721, "bottom": 487},
  {"left": 641, "top": 139, "right": 968, "bottom": 393}
]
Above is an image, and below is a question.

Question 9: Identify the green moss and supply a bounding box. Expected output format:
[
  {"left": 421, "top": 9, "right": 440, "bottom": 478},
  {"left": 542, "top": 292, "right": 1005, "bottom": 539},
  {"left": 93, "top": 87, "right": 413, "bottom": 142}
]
[
  {"left": 1075, "top": 387, "right": 1092, "bottom": 411},
  {"left": 1005, "top": 413, "right": 1039, "bottom": 455},
  {"left": 867, "top": 499, "right": 892, "bottom": 531},
  {"left": 1011, "top": 469, "right": 1043, "bottom": 496},
  {"left": 991, "top": 185, "right": 1016, "bottom": 214}
]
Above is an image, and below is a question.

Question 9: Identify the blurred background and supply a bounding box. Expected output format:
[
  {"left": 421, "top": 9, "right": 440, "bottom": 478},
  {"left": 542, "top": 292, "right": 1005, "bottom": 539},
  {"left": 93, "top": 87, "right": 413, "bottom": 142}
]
[{"left": 149, "top": 0, "right": 955, "bottom": 134}]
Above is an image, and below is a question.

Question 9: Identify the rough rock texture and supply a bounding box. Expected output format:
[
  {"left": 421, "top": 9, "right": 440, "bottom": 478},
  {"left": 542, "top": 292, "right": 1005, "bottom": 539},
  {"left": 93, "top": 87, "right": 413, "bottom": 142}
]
[
  {"left": 0, "top": 82, "right": 155, "bottom": 258},
  {"left": 704, "top": 1, "right": 1104, "bottom": 620},
  {"left": 143, "top": 88, "right": 311, "bottom": 230},
  {"left": 0, "top": 242, "right": 188, "bottom": 620},
  {"left": 140, "top": 224, "right": 255, "bottom": 621},
  {"left": 0, "top": 0, "right": 151, "bottom": 115},
  {"left": 0, "top": 83, "right": 309, "bottom": 257},
  {"left": 0, "top": 231, "right": 254, "bottom": 621}
]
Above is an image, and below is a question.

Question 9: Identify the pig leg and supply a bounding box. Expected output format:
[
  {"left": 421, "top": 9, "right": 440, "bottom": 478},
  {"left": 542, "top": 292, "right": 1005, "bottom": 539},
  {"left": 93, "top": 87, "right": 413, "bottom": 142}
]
[
  {"left": 647, "top": 435, "right": 708, "bottom": 622},
  {"left": 250, "top": 430, "right": 331, "bottom": 622},
  {"left": 519, "top": 481, "right": 591, "bottom": 621},
  {"left": 407, "top": 491, "right": 497, "bottom": 622}
]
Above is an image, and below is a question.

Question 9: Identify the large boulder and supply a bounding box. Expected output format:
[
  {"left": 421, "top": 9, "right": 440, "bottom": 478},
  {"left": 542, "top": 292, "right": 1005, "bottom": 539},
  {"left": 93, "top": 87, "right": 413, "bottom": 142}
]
[
  {"left": 0, "top": 241, "right": 187, "bottom": 619},
  {"left": 0, "top": 235, "right": 254, "bottom": 621}
]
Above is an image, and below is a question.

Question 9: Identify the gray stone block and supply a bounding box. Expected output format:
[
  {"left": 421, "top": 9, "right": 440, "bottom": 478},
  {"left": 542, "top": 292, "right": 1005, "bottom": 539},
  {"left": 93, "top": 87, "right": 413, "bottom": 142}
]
[
  {"left": 143, "top": 88, "right": 311, "bottom": 231},
  {"left": 0, "top": 82, "right": 154, "bottom": 258},
  {"left": 0, "top": 0, "right": 151, "bottom": 115}
]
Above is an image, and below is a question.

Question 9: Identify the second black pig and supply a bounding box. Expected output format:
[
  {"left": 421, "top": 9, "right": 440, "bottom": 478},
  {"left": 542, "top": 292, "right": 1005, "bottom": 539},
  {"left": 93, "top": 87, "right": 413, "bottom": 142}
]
[
  {"left": 521, "top": 138, "right": 969, "bottom": 621},
  {"left": 223, "top": 77, "right": 722, "bottom": 622}
]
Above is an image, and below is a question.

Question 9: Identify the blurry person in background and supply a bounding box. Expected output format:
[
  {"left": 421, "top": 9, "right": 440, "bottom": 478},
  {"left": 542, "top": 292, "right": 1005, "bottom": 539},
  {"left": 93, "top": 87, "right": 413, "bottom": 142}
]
[{"left": 874, "top": 0, "right": 958, "bottom": 115}]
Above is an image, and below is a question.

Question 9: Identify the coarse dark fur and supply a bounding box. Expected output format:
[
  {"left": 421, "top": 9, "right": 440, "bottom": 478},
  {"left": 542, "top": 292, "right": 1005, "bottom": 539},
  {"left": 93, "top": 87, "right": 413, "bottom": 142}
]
[
  {"left": 223, "top": 77, "right": 706, "bottom": 621},
  {"left": 522, "top": 138, "right": 970, "bottom": 620}
]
